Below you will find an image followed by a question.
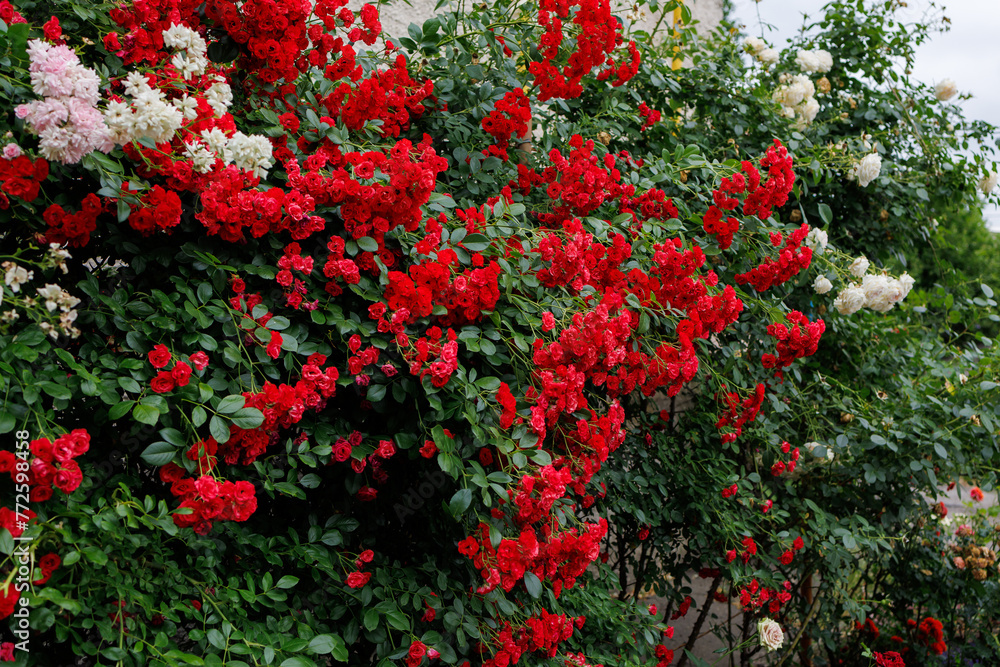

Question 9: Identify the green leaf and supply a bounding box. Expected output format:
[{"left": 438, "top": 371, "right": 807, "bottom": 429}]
[
  {"left": 308, "top": 635, "right": 341, "bottom": 655},
  {"left": 40, "top": 382, "right": 73, "bottom": 400},
  {"left": 982, "top": 283, "right": 994, "bottom": 299},
  {"left": 276, "top": 575, "right": 299, "bottom": 589},
  {"left": 449, "top": 488, "right": 472, "bottom": 516},
  {"left": 133, "top": 404, "right": 160, "bottom": 426},
  {"left": 210, "top": 415, "right": 231, "bottom": 444},
  {"left": 0, "top": 412, "right": 13, "bottom": 434},
  {"left": 82, "top": 546, "right": 108, "bottom": 565},
  {"left": 363, "top": 608, "right": 380, "bottom": 632},
  {"left": 141, "top": 442, "right": 177, "bottom": 466},
  {"left": 280, "top": 658, "right": 318, "bottom": 667},
  {"left": 357, "top": 237, "right": 379, "bottom": 252},
  {"left": 109, "top": 400, "right": 134, "bottom": 420},
  {"left": 817, "top": 203, "right": 833, "bottom": 225},
  {"left": 231, "top": 407, "right": 265, "bottom": 429},
  {"left": 192, "top": 406, "right": 208, "bottom": 427},
  {"left": 462, "top": 234, "right": 490, "bottom": 252},
  {"left": 217, "top": 395, "right": 246, "bottom": 414},
  {"left": 523, "top": 571, "right": 542, "bottom": 598}
]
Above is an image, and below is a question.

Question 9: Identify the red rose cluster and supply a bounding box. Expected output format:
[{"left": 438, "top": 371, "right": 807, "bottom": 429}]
[
  {"left": 0, "top": 153, "right": 47, "bottom": 209},
  {"left": 43, "top": 194, "right": 103, "bottom": 247},
  {"left": 148, "top": 344, "right": 203, "bottom": 394},
  {"left": 874, "top": 651, "right": 905, "bottom": 667},
  {"left": 916, "top": 616, "right": 946, "bottom": 655},
  {"left": 158, "top": 442, "right": 257, "bottom": 535},
  {"left": 481, "top": 88, "right": 532, "bottom": 146},
  {"left": 219, "top": 357, "right": 339, "bottom": 466},
  {"left": 476, "top": 609, "right": 581, "bottom": 667},
  {"left": 714, "top": 383, "right": 766, "bottom": 444},
  {"left": 638, "top": 102, "right": 661, "bottom": 131},
  {"left": 734, "top": 222, "right": 813, "bottom": 292},
  {"left": 529, "top": 0, "right": 639, "bottom": 101},
  {"left": 0, "top": 1, "right": 26, "bottom": 24},
  {"left": 127, "top": 185, "right": 183, "bottom": 235},
  {"left": 26, "top": 429, "right": 90, "bottom": 499},
  {"left": 345, "top": 548, "right": 374, "bottom": 588},
  {"left": 761, "top": 310, "right": 826, "bottom": 371},
  {"left": 736, "top": 578, "right": 793, "bottom": 614}
]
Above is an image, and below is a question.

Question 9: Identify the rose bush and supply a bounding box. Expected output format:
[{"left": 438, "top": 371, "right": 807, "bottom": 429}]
[{"left": 0, "top": 0, "right": 998, "bottom": 665}]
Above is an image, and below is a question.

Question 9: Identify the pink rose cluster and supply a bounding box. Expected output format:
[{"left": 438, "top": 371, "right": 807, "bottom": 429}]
[{"left": 14, "top": 39, "right": 112, "bottom": 164}]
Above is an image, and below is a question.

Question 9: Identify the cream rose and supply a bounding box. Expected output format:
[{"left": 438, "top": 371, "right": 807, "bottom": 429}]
[
  {"left": 757, "top": 618, "right": 784, "bottom": 652},
  {"left": 834, "top": 283, "right": 866, "bottom": 315},
  {"left": 813, "top": 275, "right": 833, "bottom": 294},
  {"left": 854, "top": 153, "right": 882, "bottom": 187},
  {"left": 848, "top": 256, "right": 870, "bottom": 278}
]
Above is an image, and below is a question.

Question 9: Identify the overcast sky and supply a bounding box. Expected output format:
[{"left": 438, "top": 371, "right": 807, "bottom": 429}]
[{"left": 728, "top": 0, "right": 1000, "bottom": 230}]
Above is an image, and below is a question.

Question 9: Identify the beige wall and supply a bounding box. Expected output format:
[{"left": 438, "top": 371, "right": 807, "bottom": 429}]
[{"left": 363, "top": 0, "right": 724, "bottom": 44}]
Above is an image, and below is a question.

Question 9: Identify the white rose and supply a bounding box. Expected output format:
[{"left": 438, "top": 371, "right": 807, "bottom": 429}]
[
  {"left": 794, "top": 49, "right": 820, "bottom": 72},
  {"left": 759, "top": 48, "right": 779, "bottom": 65},
  {"left": 757, "top": 618, "right": 784, "bottom": 652},
  {"left": 834, "top": 283, "right": 866, "bottom": 315},
  {"left": 744, "top": 37, "right": 767, "bottom": 55},
  {"left": 805, "top": 227, "right": 829, "bottom": 253},
  {"left": 813, "top": 275, "right": 833, "bottom": 294},
  {"left": 980, "top": 171, "right": 998, "bottom": 195},
  {"left": 848, "top": 256, "right": 870, "bottom": 278},
  {"left": 935, "top": 78, "right": 958, "bottom": 101},
  {"left": 897, "top": 272, "right": 915, "bottom": 299},
  {"left": 814, "top": 49, "right": 833, "bottom": 73},
  {"left": 861, "top": 273, "right": 894, "bottom": 312},
  {"left": 853, "top": 153, "right": 882, "bottom": 187}
]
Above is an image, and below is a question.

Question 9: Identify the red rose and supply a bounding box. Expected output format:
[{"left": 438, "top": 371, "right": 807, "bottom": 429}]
[
  {"left": 407, "top": 640, "right": 427, "bottom": 666},
  {"left": 356, "top": 486, "right": 377, "bottom": 501},
  {"left": 189, "top": 352, "right": 209, "bottom": 370},
  {"left": 39, "top": 553, "right": 61, "bottom": 574},
  {"left": 148, "top": 344, "right": 171, "bottom": 369},
  {"left": 266, "top": 331, "right": 283, "bottom": 359},
  {"left": 419, "top": 440, "right": 437, "bottom": 458},
  {"left": 42, "top": 16, "right": 62, "bottom": 42},
  {"left": 172, "top": 362, "right": 192, "bottom": 387},
  {"left": 278, "top": 113, "right": 300, "bottom": 133},
  {"left": 332, "top": 438, "right": 352, "bottom": 462},
  {"left": 375, "top": 440, "right": 396, "bottom": 459},
  {"left": 103, "top": 32, "right": 121, "bottom": 51},
  {"left": 30, "top": 485, "right": 53, "bottom": 502},
  {"left": 53, "top": 461, "right": 82, "bottom": 493},
  {"left": 0, "top": 450, "right": 14, "bottom": 473},
  {"left": 159, "top": 463, "right": 186, "bottom": 483},
  {"left": 345, "top": 571, "right": 371, "bottom": 588},
  {"left": 151, "top": 371, "right": 175, "bottom": 394}
]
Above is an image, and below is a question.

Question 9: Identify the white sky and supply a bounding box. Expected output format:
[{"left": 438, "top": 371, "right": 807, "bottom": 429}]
[{"left": 728, "top": 0, "right": 1000, "bottom": 230}]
